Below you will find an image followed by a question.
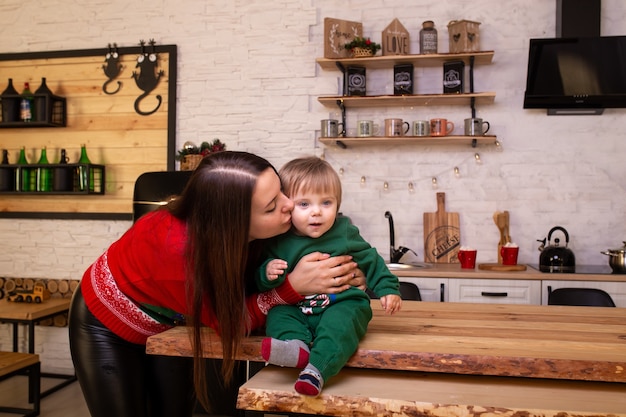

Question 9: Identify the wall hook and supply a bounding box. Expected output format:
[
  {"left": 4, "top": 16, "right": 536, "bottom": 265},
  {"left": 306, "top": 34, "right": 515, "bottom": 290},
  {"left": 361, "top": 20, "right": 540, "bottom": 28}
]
[
  {"left": 102, "top": 43, "right": 123, "bottom": 95},
  {"left": 132, "top": 39, "right": 164, "bottom": 116}
]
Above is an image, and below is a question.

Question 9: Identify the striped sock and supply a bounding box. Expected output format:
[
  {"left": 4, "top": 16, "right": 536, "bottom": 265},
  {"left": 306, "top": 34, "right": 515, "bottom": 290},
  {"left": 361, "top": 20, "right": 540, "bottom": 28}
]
[
  {"left": 261, "top": 338, "right": 310, "bottom": 368},
  {"left": 294, "top": 366, "right": 323, "bottom": 397}
]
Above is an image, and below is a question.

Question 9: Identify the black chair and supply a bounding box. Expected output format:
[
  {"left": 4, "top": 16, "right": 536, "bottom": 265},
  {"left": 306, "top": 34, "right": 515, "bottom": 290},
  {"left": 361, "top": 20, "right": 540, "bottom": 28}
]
[
  {"left": 132, "top": 170, "right": 193, "bottom": 222},
  {"left": 368, "top": 282, "right": 421, "bottom": 301},
  {"left": 548, "top": 287, "right": 616, "bottom": 307}
]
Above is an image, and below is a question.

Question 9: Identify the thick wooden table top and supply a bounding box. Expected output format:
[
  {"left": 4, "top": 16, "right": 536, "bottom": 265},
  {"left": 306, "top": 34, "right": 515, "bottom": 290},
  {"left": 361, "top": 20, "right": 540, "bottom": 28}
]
[
  {"left": 238, "top": 366, "right": 626, "bottom": 417},
  {"left": 146, "top": 301, "right": 626, "bottom": 383},
  {"left": 0, "top": 297, "right": 70, "bottom": 321}
]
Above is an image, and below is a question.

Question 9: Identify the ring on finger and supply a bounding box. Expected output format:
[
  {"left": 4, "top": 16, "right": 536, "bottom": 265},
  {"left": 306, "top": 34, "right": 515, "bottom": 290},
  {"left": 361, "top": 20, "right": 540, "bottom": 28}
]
[{"left": 352, "top": 272, "right": 356, "bottom": 279}]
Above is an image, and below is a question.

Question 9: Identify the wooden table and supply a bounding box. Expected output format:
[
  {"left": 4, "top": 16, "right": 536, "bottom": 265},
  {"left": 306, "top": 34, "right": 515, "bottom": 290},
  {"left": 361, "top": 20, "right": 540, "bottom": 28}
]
[
  {"left": 147, "top": 301, "right": 626, "bottom": 416},
  {"left": 0, "top": 297, "right": 76, "bottom": 397},
  {"left": 147, "top": 301, "right": 626, "bottom": 383}
]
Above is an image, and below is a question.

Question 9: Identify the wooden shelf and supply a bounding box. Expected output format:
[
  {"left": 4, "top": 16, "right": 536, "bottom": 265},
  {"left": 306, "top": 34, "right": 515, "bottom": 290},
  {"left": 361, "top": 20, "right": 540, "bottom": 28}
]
[
  {"left": 319, "top": 135, "right": 497, "bottom": 147},
  {"left": 316, "top": 51, "right": 495, "bottom": 71},
  {"left": 318, "top": 92, "right": 496, "bottom": 108}
]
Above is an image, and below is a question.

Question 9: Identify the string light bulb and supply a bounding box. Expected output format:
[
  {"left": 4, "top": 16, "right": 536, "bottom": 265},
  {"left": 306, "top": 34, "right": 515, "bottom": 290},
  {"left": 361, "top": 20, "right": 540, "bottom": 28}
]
[
  {"left": 454, "top": 167, "right": 461, "bottom": 178},
  {"left": 431, "top": 177, "right": 438, "bottom": 189},
  {"left": 408, "top": 182, "right": 415, "bottom": 193},
  {"left": 474, "top": 153, "right": 482, "bottom": 164},
  {"left": 360, "top": 176, "right": 366, "bottom": 186},
  {"left": 339, "top": 167, "right": 344, "bottom": 176}
]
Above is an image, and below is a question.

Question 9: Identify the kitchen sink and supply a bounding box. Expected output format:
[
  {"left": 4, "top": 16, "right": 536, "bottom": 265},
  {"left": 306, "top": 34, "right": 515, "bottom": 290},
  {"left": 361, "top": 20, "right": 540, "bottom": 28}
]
[{"left": 386, "top": 262, "right": 432, "bottom": 271}]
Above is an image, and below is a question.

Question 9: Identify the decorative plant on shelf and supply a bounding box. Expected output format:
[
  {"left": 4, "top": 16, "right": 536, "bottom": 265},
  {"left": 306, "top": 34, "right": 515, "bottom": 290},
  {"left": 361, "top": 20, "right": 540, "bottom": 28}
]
[
  {"left": 344, "top": 37, "right": 381, "bottom": 57},
  {"left": 177, "top": 139, "right": 226, "bottom": 170}
]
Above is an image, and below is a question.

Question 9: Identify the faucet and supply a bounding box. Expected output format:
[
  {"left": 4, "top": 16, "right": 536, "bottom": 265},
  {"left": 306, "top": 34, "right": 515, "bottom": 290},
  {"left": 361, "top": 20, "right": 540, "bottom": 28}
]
[{"left": 384, "top": 211, "right": 417, "bottom": 263}]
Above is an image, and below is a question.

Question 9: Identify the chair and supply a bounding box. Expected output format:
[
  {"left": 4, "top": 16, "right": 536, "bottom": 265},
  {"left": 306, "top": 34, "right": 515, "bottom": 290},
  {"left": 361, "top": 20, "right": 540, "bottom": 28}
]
[
  {"left": 132, "top": 171, "right": 193, "bottom": 222},
  {"left": 368, "top": 282, "right": 421, "bottom": 301},
  {"left": 548, "top": 287, "right": 616, "bottom": 307}
]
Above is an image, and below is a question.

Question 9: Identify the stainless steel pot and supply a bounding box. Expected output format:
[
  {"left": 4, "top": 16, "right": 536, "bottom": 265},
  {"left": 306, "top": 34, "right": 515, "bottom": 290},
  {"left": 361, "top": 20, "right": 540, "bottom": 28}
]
[{"left": 601, "top": 241, "right": 626, "bottom": 274}]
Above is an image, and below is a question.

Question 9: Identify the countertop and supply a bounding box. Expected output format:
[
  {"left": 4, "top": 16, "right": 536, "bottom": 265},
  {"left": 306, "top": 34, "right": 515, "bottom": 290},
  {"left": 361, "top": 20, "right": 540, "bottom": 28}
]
[{"left": 393, "top": 263, "right": 626, "bottom": 282}]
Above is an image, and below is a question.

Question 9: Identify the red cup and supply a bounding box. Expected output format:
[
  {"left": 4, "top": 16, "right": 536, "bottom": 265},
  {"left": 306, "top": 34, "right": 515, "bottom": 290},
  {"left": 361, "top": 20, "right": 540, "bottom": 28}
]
[
  {"left": 458, "top": 249, "right": 477, "bottom": 269},
  {"left": 500, "top": 246, "right": 519, "bottom": 265}
]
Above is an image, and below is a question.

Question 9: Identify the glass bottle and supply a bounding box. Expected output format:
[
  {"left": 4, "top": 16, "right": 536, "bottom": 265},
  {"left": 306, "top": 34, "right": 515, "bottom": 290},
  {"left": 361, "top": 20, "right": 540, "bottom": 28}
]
[
  {"left": 20, "top": 82, "right": 34, "bottom": 122},
  {"left": 1, "top": 78, "right": 19, "bottom": 122},
  {"left": 34, "top": 77, "right": 53, "bottom": 123},
  {"left": 16, "top": 147, "right": 32, "bottom": 191},
  {"left": 420, "top": 21, "right": 438, "bottom": 54},
  {"left": 0, "top": 149, "right": 11, "bottom": 191},
  {"left": 77, "top": 144, "right": 94, "bottom": 192},
  {"left": 36, "top": 147, "right": 51, "bottom": 192},
  {"left": 53, "top": 148, "right": 72, "bottom": 192}
]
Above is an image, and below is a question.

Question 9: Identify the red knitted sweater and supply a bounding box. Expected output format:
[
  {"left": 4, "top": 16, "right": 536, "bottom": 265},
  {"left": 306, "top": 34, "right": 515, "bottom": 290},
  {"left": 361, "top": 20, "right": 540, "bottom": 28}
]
[{"left": 80, "top": 210, "right": 303, "bottom": 344}]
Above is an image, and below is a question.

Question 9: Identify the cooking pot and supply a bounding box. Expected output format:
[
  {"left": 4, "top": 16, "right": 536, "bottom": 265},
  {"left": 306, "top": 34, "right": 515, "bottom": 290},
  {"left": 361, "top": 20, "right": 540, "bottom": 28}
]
[
  {"left": 601, "top": 241, "right": 626, "bottom": 274},
  {"left": 537, "top": 226, "right": 576, "bottom": 273}
]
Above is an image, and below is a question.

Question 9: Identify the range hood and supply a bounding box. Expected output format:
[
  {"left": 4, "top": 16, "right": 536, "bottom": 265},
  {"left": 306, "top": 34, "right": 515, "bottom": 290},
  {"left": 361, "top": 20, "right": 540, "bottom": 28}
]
[
  {"left": 522, "top": 0, "right": 625, "bottom": 115},
  {"left": 523, "top": 36, "right": 626, "bottom": 115}
]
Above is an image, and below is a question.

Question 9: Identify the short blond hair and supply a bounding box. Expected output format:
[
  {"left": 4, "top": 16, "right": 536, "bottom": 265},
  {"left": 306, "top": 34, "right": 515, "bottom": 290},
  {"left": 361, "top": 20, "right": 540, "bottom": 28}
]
[{"left": 279, "top": 157, "right": 342, "bottom": 209}]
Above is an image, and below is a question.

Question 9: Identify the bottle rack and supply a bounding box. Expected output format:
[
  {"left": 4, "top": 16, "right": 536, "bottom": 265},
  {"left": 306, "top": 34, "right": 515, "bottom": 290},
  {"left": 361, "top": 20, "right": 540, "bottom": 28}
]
[
  {"left": 0, "top": 94, "right": 67, "bottom": 127},
  {"left": 0, "top": 163, "right": 105, "bottom": 194}
]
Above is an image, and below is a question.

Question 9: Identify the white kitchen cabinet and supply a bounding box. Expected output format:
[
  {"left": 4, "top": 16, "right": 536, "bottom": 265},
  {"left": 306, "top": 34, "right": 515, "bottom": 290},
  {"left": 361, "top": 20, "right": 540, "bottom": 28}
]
[
  {"left": 542, "top": 280, "right": 626, "bottom": 307},
  {"left": 448, "top": 278, "right": 541, "bottom": 305},
  {"left": 398, "top": 277, "right": 448, "bottom": 302}
]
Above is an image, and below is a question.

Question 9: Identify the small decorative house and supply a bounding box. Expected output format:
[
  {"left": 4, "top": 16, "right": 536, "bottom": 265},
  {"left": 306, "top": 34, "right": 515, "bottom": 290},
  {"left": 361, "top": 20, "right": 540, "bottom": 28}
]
[{"left": 382, "top": 18, "right": 410, "bottom": 56}]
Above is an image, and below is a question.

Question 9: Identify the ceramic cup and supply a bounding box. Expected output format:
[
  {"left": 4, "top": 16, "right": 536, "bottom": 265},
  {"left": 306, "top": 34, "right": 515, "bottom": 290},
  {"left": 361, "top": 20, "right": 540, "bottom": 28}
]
[
  {"left": 320, "top": 119, "right": 343, "bottom": 138},
  {"left": 458, "top": 247, "right": 477, "bottom": 269},
  {"left": 357, "top": 120, "right": 380, "bottom": 137},
  {"left": 413, "top": 120, "right": 430, "bottom": 137},
  {"left": 430, "top": 118, "right": 455, "bottom": 136},
  {"left": 384, "top": 118, "right": 410, "bottom": 136},
  {"left": 464, "top": 117, "right": 490, "bottom": 136},
  {"left": 501, "top": 244, "right": 519, "bottom": 265}
]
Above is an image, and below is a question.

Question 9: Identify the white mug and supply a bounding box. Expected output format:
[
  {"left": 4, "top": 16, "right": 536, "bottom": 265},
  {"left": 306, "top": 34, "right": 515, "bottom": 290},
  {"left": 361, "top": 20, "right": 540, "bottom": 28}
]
[
  {"left": 357, "top": 120, "right": 380, "bottom": 137},
  {"left": 413, "top": 120, "right": 430, "bottom": 137}
]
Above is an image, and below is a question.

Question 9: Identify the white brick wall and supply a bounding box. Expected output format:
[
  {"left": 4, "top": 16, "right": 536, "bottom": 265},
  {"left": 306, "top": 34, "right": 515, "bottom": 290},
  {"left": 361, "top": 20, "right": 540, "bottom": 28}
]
[{"left": 0, "top": 0, "right": 625, "bottom": 373}]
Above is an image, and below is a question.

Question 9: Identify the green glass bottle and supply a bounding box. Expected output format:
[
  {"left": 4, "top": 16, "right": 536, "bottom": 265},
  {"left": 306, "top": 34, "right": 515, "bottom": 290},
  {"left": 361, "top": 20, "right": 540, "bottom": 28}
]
[
  {"left": 36, "top": 147, "right": 51, "bottom": 192},
  {"left": 16, "top": 147, "right": 31, "bottom": 191},
  {"left": 77, "top": 144, "right": 94, "bottom": 192}
]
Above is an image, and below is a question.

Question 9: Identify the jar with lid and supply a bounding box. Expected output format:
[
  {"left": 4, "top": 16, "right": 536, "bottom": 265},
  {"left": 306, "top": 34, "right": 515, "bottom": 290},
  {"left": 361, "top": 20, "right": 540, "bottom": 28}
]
[{"left": 420, "top": 20, "right": 438, "bottom": 54}]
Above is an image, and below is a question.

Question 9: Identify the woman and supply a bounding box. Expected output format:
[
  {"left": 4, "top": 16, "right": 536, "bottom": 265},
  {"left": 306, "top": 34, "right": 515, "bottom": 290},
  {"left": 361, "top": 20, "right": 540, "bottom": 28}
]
[{"left": 69, "top": 151, "right": 362, "bottom": 417}]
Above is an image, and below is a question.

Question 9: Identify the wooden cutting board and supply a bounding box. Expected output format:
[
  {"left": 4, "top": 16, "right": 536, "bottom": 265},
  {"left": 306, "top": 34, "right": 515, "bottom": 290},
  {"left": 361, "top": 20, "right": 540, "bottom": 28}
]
[
  {"left": 478, "top": 263, "right": 527, "bottom": 271},
  {"left": 423, "top": 192, "right": 460, "bottom": 263}
]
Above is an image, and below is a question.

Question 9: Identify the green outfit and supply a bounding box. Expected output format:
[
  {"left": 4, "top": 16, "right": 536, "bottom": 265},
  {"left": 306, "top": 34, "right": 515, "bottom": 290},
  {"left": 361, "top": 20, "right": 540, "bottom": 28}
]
[{"left": 257, "top": 216, "right": 399, "bottom": 381}]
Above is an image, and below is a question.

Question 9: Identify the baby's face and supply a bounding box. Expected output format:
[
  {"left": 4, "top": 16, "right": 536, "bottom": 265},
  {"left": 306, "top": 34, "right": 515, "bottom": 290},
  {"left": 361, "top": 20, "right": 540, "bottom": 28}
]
[{"left": 289, "top": 191, "right": 338, "bottom": 238}]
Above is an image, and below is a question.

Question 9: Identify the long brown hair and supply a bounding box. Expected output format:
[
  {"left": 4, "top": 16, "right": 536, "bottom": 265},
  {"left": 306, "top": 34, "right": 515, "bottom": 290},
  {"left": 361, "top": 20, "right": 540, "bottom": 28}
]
[{"left": 167, "top": 151, "right": 275, "bottom": 411}]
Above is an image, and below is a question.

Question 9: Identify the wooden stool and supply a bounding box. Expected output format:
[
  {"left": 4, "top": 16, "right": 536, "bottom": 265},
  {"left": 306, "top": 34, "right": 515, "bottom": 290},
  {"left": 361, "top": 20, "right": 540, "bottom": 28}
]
[{"left": 0, "top": 351, "right": 40, "bottom": 417}]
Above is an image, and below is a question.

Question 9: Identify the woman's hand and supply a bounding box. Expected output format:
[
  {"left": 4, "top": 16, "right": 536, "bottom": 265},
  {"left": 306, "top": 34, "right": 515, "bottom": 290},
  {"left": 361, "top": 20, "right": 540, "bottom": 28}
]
[{"left": 288, "top": 252, "right": 361, "bottom": 295}]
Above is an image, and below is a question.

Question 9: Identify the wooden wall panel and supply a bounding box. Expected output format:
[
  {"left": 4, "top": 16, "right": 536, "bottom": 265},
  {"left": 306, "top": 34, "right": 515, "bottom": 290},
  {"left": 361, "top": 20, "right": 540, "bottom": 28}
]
[{"left": 0, "top": 45, "right": 176, "bottom": 218}]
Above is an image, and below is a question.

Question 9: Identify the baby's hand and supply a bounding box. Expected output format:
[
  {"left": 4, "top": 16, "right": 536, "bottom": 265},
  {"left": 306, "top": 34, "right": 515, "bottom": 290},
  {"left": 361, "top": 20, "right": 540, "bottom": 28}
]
[
  {"left": 380, "top": 294, "right": 402, "bottom": 315},
  {"left": 266, "top": 259, "right": 288, "bottom": 280}
]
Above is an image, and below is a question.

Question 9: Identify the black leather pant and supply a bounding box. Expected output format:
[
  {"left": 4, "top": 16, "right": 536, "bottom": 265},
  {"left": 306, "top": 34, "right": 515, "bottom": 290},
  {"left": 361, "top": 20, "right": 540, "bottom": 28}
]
[{"left": 68, "top": 284, "right": 195, "bottom": 417}]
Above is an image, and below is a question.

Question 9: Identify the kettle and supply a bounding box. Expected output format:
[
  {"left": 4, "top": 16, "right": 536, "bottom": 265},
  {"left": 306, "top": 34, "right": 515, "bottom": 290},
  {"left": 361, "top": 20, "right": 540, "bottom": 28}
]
[{"left": 537, "top": 226, "right": 576, "bottom": 273}]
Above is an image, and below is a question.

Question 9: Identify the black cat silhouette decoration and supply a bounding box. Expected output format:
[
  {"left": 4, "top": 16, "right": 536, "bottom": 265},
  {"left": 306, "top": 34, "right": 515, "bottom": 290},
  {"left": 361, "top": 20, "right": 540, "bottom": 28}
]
[
  {"left": 102, "top": 43, "right": 123, "bottom": 95},
  {"left": 132, "top": 39, "right": 164, "bottom": 116}
]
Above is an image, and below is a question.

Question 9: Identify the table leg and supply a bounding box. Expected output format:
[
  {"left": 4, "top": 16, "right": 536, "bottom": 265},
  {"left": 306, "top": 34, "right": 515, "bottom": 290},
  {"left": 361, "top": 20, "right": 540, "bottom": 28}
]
[{"left": 12, "top": 323, "right": 18, "bottom": 352}]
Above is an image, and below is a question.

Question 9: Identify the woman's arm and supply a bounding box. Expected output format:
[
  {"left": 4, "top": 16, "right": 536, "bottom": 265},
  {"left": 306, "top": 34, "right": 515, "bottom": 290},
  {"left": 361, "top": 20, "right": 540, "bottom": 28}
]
[
  {"left": 287, "top": 252, "right": 365, "bottom": 294},
  {"left": 244, "top": 252, "right": 366, "bottom": 330}
]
